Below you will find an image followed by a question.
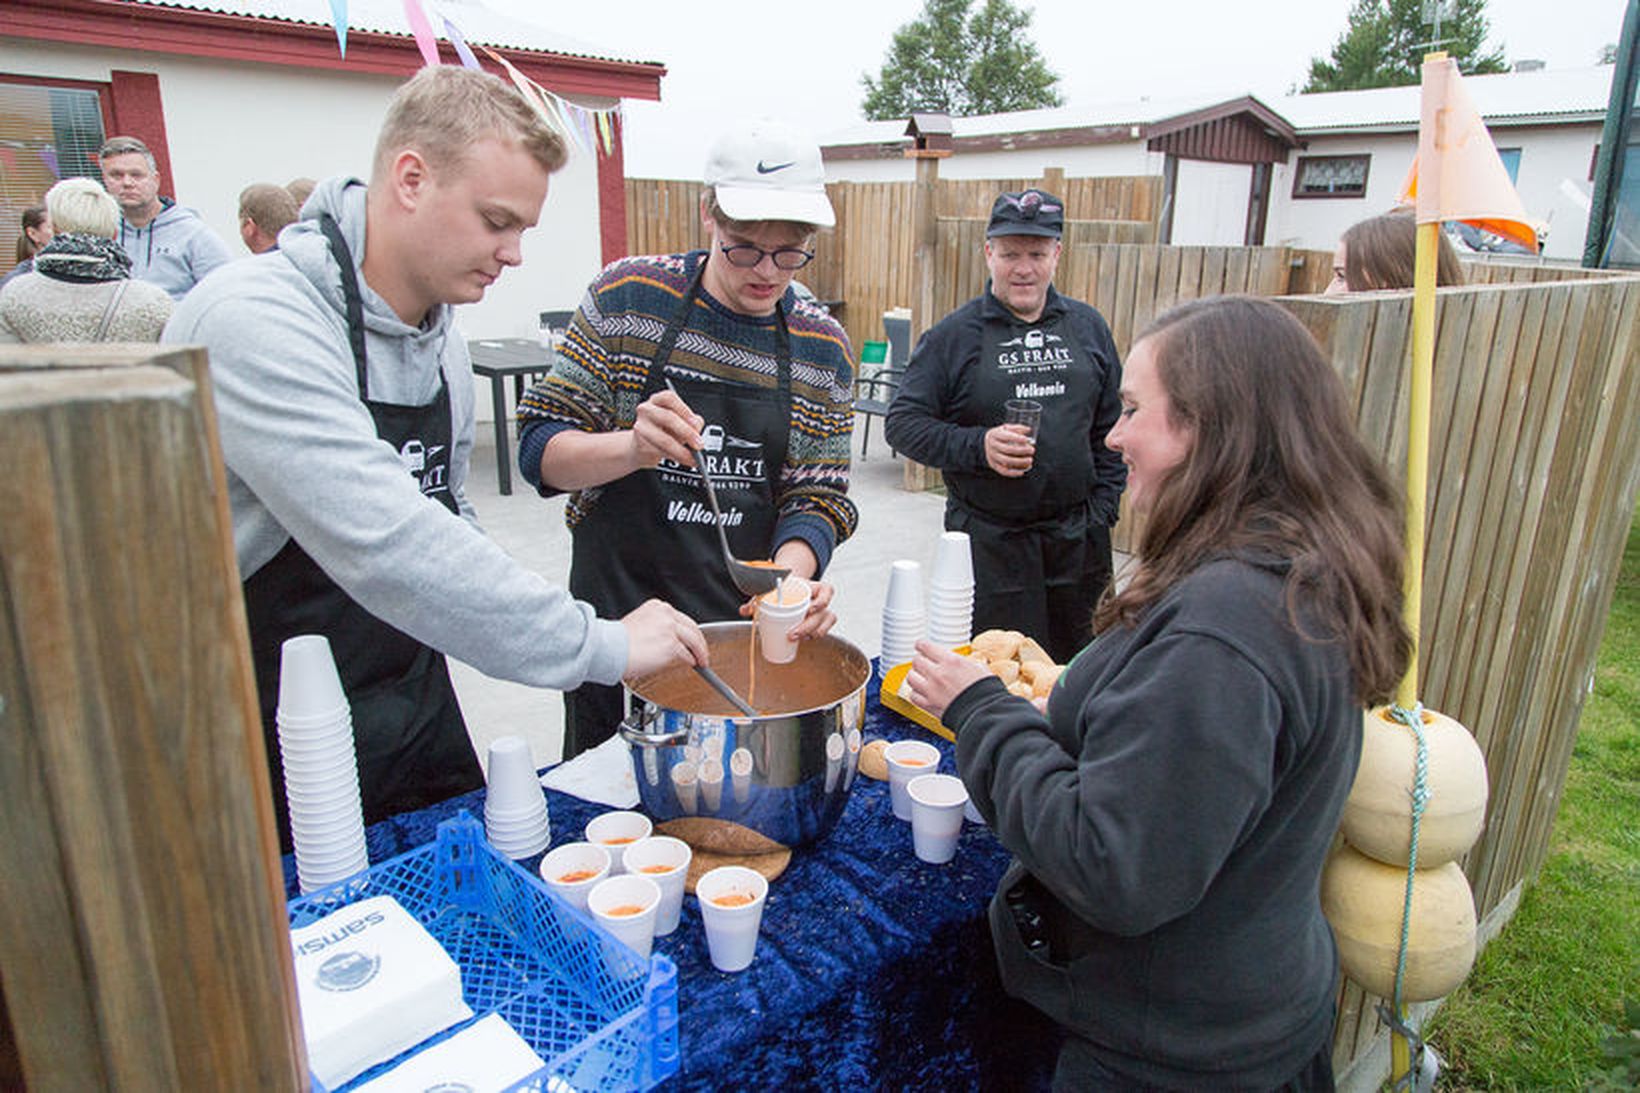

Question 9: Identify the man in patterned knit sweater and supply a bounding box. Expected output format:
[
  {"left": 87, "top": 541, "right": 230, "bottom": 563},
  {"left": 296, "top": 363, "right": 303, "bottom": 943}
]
[{"left": 517, "top": 121, "right": 857, "bottom": 758}]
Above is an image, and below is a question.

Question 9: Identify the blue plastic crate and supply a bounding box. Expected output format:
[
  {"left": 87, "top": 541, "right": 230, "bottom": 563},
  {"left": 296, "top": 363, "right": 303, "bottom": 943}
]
[{"left": 287, "top": 813, "right": 679, "bottom": 1092}]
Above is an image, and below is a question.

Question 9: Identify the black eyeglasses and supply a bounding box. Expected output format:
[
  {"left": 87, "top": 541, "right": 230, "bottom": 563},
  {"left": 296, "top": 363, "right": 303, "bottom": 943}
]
[{"left": 718, "top": 242, "right": 815, "bottom": 270}]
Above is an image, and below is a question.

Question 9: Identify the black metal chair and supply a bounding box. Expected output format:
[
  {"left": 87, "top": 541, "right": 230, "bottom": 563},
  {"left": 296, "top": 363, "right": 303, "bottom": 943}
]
[
  {"left": 855, "top": 364, "right": 906, "bottom": 459},
  {"left": 515, "top": 309, "right": 575, "bottom": 404}
]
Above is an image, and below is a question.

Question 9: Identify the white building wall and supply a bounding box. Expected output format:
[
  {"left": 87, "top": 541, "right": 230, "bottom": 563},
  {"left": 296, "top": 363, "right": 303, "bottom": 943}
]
[
  {"left": 3, "top": 39, "right": 608, "bottom": 417},
  {"left": 1265, "top": 132, "right": 1415, "bottom": 254},
  {"left": 1265, "top": 123, "right": 1599, "bottom": 262},
  {"left": 1497, "top": 122, "right": 1602, "bottom": 261}
]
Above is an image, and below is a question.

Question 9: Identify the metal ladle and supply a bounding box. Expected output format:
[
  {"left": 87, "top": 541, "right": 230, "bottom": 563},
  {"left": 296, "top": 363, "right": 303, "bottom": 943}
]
[{"left": 663, "top": 378, "right": 790, "bottom": 598}]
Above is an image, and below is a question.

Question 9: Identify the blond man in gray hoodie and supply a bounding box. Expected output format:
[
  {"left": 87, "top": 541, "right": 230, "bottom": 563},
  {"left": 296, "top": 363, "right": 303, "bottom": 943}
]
[{"left": 164, "top": 66, "right": 706, "bottom": 847}]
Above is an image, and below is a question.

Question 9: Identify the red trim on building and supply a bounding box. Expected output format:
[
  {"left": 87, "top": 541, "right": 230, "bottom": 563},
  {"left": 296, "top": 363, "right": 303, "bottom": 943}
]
[
  {"left": 106, "top": 70, "right": 174, "bottom": 193},
  {"left": 5, "top": 0, "right": 664, "bottom": 100},
  {"left": 596, "top": 112, "right": 627, "bottom": 266}
]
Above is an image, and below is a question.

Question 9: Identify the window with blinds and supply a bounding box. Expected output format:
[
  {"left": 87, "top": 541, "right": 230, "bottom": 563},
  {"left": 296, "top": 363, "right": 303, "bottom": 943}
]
[{"left": 0, "top": 80, "right": 108, "bottom": 276}]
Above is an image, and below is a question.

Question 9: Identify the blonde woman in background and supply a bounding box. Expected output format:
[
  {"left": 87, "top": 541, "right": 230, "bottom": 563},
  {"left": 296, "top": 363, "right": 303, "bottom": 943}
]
[{"left": 0, "top": 177, "right": 173, "bottom": 343}]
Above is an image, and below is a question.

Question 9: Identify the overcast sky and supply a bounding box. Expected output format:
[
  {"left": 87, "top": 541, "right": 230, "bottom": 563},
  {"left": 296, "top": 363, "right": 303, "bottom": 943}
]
[{"left": 482, "top": 0, "right": 1625, "bottom": 177}]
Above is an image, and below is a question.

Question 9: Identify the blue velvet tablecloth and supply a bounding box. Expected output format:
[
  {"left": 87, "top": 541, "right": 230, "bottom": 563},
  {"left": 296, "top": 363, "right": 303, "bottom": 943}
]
[{"left": 284, "top": 667, "right": 1060, "bottom": 1091}]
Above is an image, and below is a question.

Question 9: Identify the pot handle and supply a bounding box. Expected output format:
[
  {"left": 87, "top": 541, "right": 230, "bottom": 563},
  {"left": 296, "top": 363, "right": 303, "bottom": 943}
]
[{"left": 618, "top": 709, "right": 690, "bottom": 749}]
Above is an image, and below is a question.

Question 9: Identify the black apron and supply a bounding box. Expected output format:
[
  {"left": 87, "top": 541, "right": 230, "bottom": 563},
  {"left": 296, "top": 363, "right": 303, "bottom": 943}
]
[
  {"left": 563, "top": 257, "right": 793, "bottom": 756},
  {"left": 944, "top": 303, "right": 1111, "bottom": 664},
  {"left": 242, "top": 212, "right": 481, "bottom": 851}
]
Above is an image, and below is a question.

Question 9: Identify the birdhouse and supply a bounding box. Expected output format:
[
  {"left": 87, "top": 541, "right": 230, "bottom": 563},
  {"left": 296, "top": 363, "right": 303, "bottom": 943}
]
[{"left": 904, "top": 113, "right": 953, "bottom": 154}]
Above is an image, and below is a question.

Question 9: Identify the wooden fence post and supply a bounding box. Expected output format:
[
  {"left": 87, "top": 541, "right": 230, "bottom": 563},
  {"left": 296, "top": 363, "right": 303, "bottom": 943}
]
[
  {"left": 0, "top": 346, "right": 305, "bottom": 1090},
  {"left": 904, "top": 148, "right": 950, "bottom": 492}
]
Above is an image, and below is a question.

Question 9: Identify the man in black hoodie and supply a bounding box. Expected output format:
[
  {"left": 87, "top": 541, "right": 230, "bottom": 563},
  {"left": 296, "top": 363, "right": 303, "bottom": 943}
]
[{"left": 885, "top": 190, "right": 1125, "bottom": 663}]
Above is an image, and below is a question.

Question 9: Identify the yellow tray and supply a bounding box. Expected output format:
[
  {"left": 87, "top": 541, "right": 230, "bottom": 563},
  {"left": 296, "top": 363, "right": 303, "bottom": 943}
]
[{"left": 877, "top": 645, "right": 970, "bottom": 743}]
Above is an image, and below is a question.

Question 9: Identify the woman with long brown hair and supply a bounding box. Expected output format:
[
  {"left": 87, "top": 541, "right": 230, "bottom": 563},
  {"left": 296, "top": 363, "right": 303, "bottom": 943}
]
[
  {"left": 908, "top": 295, "right": 1411, "bottom": 1090},
  {"left": 1325, "top": 210, "right": 1464, "bottom": 294}
]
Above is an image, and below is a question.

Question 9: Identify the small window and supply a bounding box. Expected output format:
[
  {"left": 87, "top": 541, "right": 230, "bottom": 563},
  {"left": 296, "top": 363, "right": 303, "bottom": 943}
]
[
  {"left": 0, "top": 79, "right": 108, "bottom": 275},
  {"left": 1292, "top": 154, "right": 1370, "bottom": 199},
  {"left": 1496, "top": 147, "right": 1522, "bottom": 184}
]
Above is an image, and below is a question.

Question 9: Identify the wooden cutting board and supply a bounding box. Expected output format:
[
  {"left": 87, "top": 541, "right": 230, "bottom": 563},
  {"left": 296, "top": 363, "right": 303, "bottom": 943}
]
[
  {"left": 655, "top": 817, "right": 792, "bottom": 893},
  {"left": 678, "top": 846, "right": 792, "bottom": 894}
]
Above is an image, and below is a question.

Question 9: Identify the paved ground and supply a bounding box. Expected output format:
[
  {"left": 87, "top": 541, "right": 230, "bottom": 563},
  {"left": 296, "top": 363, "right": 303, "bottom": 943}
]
[{"left": 451, "top": 419, "right": 949, "bottom": 769}]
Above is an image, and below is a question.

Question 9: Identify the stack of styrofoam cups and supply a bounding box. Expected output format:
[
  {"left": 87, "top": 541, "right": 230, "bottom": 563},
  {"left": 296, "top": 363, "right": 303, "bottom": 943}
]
[
  {"left": 880, "top": 559, "right": 925, "bottom": 669},
  {"left": 484, "top": 735, "right": 551, "bottom": 859},
  {"left": 926, "top": 531, "right": 975, "bottom": 647},
  {"left": 277, "top": 634, "right": 369, "bottom": 894}
]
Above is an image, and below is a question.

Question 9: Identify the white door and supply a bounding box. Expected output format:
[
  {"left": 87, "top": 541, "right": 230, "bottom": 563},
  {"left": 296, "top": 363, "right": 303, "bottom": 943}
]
[{"left": 1170, "top": 160, "right": 1252, "bottom": 245}]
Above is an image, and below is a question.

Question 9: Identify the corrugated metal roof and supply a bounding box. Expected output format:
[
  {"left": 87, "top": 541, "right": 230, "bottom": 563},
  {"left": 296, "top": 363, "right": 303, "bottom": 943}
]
[
  {"left": 126, "top": 0, "right": 658, "bottom": 66},
  {"left": 820, "top": 93, "right": 1230, "bottom": 147},
  {"left": 820, "top": 65, "right": 1614, "bottom": 150},
  {"left": 1276, "top": 65, "right": 1612, "bottom": 131}
]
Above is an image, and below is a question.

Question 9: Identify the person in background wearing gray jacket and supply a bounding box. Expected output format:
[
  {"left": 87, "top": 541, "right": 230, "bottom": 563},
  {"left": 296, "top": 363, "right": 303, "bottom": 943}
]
[
  {"left": 99, "top": 135, "right": 234, "bottom": 299},
  {"left": 164, "top": 65, "right": 708, "bottom": 849}
]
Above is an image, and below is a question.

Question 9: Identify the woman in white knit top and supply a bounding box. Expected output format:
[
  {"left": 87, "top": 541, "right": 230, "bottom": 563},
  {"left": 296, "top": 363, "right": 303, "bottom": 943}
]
[{"left": 0, "top": 177, "right": 174, "bottom": 343}]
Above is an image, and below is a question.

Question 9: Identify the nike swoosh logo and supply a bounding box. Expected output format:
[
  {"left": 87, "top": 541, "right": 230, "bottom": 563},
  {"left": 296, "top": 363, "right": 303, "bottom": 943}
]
[{"left": 756, "top": 160, "right": 795, "bottom": 174}]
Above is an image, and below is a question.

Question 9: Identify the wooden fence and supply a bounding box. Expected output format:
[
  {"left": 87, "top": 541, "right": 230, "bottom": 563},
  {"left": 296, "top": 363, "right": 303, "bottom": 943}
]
[
  {"left": 624, "top": 174, "right": 1161, "bottom": 354},
  {"left": 1285, "top": 276, "right": 1640, "bottom": 1078},
  {"left": 926, "top": 242, "right": 1640, "bottom": 1080}
]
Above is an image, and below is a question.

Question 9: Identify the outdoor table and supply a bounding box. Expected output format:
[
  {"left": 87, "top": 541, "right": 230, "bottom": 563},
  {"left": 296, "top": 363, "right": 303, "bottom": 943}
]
[
  {"left": 281, "top": 667, "right": 1061, "bottom": 1090},
  {"left": 466, "top": 337, "right": 551, "bottom": 496}
]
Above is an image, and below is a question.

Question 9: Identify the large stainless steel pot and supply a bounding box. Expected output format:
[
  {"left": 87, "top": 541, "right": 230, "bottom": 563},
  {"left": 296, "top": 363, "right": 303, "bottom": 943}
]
[{"left": 619, "top": 622, "right": 870, "bottom": 849}]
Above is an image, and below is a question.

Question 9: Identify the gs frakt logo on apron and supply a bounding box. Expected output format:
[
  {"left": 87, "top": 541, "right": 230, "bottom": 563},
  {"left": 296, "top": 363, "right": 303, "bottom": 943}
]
[
  {"left": 656, "top": 423, "right": 768, "bottom": 530},
  {"left": 398, "top": 437, "right": 450, "bottom": 498},
  {"left": 993, "top": 326, "right": 1074, "bottom": 372}
]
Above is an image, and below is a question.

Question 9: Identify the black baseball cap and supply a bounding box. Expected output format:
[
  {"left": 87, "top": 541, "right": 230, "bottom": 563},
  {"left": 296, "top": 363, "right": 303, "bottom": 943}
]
[{"left": 986, "top": 189, "right": 1064, "bottom": 239}]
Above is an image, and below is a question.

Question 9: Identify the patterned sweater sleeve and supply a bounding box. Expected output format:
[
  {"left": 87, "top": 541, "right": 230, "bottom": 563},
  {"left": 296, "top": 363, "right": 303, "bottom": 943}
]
[
  {"left": 515, "top": 259, "right": 644, "bottom": 504},
  {"left": 778, "top": 299, "right": 859, "bottom": 574}
]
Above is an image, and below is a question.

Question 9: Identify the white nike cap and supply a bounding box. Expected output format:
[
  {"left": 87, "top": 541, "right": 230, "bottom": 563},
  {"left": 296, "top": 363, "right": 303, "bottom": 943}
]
[{"left": 703, "top": 120, "right": 835, "bottom": 228}]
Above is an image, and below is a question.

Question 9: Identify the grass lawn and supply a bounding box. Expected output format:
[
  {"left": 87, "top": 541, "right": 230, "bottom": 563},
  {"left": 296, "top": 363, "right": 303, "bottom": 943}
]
[{"left": 1424, "top": 517, "right": 1640, "bottom": 1089}]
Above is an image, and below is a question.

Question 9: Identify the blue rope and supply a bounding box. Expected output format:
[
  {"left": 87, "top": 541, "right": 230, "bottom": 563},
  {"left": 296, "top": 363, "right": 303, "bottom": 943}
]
[{"left": 1384, "top": 701, "right": 1432, "bottom": 1086}]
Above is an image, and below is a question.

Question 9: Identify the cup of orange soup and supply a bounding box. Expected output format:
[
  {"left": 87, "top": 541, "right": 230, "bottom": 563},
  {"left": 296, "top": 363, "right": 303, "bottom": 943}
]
[
  {"left": 585, "top": 810, "right": 653, "bottom": 874},
  {"left": 621, "top": 835, "right": 692, "bottom": 936},
  {"left": 884, "top": 739, "right": 942, "bottom": 821},
  {"left": 695, "top": 865, "right": 769, "bottom": 972},
  {"left": 538, "top": 842, "right": 611, "bottom": 912},
  {"left": 587, "top": 874, "right": 661, "bottom": 961}
]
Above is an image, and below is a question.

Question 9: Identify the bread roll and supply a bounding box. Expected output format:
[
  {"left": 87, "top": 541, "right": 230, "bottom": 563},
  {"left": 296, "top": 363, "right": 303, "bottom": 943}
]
[
  {"left": 989, "top": 659, "right": 1020, "bottom": 684},
  {"left": 972, "top": 629, "right": 1023, "bottom": 662},
  {"left": 859, "top": 739, "right": 890, "bottom": 781},
  {"left": 1017, "top": 636, "right": 1050, "bottom": 665}
]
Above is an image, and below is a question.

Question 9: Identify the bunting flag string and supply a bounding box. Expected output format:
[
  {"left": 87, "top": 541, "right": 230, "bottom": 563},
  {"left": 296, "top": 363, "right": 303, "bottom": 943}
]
[
  {"left": 328, "top": 0, "right": 348, "bottom": 57},
  {"left": 402, "top": 0, "right": 442, "bottom": 67},
  {"left": 315, "top": 0, "right": 621, "bottom": 158},
  {"left": 474, "top": 42, "right": 620, "bottom": 159},
  {"left": 442, "top": 16, "right": 481, "bottom": 71}
]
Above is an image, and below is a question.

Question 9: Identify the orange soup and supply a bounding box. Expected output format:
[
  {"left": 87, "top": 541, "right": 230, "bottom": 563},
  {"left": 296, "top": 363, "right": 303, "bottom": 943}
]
[
  {"left": 557, "top": 869, "right": 598, "bottom": 884},
  {"left": 897, "top": 756, "right": 931, "bottom": 767},
  {"left": 639, "top": 864, "right": 674, "bottom": 874},
  {"left": 602, "top": 836, "right": 638, "bottom": 845},
  {"left": 605, "top": 904, "right": 646, "bottom": 917},
  {"left": 711, "top": 891, "right": 756, "bottom": 908}
]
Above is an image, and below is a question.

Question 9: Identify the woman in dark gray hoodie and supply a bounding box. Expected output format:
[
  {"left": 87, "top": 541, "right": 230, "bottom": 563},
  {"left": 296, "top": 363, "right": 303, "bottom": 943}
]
[{"left": 907, "top": 296, "right": 1410, "bottom": 1090}]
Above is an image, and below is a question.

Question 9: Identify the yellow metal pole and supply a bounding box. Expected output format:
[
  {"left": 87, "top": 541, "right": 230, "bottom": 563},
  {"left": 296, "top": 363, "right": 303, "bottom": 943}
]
[
  {"left": 1391, "top": 198, "right": 1443, "bottom": 1093},
  {"left": 1397, "top": 220, "right": 1439, "bottom": 710}
]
